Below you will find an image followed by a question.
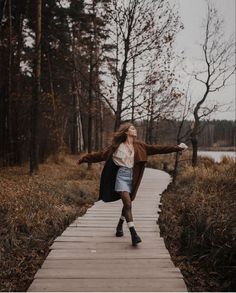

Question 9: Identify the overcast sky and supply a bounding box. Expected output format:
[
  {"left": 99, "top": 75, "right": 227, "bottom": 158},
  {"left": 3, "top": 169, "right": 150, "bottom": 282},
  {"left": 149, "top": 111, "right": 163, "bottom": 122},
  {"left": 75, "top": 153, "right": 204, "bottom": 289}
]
[{"left": 169, "top": 0, "right": 235, "bottom": 120}]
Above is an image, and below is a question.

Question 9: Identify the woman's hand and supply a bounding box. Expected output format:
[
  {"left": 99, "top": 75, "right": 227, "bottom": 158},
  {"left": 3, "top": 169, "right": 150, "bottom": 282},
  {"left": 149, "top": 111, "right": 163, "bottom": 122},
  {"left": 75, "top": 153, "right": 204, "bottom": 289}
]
[{"left": 178, "top": 142, "right": 188, "bottom": 152}]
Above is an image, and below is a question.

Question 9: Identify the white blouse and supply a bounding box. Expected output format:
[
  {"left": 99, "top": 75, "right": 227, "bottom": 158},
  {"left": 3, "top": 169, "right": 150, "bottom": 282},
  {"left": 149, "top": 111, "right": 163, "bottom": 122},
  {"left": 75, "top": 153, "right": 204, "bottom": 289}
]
[{"left": 112, "top": 142, "right": 134, "bottom": 168}]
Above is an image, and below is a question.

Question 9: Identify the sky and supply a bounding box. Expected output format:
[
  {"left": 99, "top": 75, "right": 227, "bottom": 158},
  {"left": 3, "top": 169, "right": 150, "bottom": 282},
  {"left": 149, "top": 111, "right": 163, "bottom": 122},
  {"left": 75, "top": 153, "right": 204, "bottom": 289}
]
[{"left": 169, "top": 0, "right": 235, "bottom": 120}]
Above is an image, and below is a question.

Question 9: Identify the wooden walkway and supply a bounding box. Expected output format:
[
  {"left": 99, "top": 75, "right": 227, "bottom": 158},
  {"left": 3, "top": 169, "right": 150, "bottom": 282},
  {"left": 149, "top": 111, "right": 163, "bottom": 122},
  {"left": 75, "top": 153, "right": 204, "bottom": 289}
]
[{"left": 28, "top": 168, "right": 187, "bottom": 292}]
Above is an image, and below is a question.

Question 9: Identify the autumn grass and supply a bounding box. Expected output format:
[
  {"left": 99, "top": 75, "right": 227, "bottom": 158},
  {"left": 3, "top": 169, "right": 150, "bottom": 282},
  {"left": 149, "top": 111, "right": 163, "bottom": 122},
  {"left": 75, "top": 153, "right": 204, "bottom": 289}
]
[
  {"left": 157, "top": 156, "right": 236, "bottom": 291},
  {"left": 1, "top": 152, "right": 235, "bottom": 291},
  {"left": 0, "top": 155, "right": 101, "bottom": 291},
  {"left": 146, "top": 151, "right": 191, "bottom": 172}
]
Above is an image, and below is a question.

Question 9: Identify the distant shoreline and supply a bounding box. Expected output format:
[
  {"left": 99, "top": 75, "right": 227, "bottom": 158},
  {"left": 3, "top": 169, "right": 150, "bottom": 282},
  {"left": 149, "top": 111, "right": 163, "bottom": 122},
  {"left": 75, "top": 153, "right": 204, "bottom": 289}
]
[{"left": 198, "top": 146, "right": 236, "bottom": 152}]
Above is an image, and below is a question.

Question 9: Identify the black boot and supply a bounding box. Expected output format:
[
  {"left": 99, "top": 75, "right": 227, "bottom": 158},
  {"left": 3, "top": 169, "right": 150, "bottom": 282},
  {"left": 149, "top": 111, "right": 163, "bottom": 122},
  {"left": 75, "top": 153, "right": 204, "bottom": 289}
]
[
  {"left": 129, "top": 226, "right": 142, "bottom": 246},
  {"left": 116, "top": 218, "right": 124, "bottom": 237}
]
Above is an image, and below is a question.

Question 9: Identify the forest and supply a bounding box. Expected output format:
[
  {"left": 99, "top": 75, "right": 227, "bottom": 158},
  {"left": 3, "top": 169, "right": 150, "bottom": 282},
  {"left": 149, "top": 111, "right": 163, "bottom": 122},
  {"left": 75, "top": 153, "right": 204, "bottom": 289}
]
[{"left": 0, "top": 0, "right": 235, "bottom": 173}]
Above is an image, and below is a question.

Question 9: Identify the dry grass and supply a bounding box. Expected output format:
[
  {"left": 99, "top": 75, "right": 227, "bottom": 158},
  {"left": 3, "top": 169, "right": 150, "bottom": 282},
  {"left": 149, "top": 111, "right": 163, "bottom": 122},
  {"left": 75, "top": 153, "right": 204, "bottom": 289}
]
[
  {"left": 0, "top": 155, "right": 101, "bottom": 291},
  {"left": 1, "top": 151, "right": 235, "bottom": 291},
  {"left": 146, "top": 152, "right": 191, "bottom": 173},
  {"left": 157, "top": 156, "right": 236, "bottom": 291}
]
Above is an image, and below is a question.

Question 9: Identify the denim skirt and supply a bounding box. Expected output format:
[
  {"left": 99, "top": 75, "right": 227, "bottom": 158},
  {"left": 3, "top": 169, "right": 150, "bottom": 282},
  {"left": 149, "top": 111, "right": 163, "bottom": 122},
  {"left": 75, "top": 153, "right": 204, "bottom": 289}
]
[{"left": 115, "top": 166, "right": 133, "bottom": 193}]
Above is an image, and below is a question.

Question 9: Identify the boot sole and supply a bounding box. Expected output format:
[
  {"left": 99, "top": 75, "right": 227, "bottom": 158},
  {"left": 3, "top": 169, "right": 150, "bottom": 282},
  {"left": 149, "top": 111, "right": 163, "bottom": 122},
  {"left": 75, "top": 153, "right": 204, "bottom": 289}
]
[
  {"left": 132, "top": 238, "right": 142, "bottom": 246},
  {"left": 116, "top": 231, "right": 124, "bottom": 237}
]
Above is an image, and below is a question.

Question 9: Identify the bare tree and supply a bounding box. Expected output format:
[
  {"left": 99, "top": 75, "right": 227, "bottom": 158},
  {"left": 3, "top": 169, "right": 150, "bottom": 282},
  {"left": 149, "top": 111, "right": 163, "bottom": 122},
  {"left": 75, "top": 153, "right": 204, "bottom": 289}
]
[
  {"left": 142, "top": 51, "right": 183, "bottom": 144},
  {"left": 190, "top": 1, "right": 235, "bottom": 166},
  {"left": 103, "top": 0, "right": 182, "bottom": 130},
  {"left": 173, "top": 85, "right": 192, "bottom": 183}
]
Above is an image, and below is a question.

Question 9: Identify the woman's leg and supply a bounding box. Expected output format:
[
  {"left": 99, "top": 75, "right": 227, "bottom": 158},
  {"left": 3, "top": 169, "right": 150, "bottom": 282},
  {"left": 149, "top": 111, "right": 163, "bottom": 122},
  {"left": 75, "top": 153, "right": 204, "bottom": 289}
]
[
  {"left": 115, "top": 194, "right": 130, "bottom": 237},
  {"left": 115, "top": 207, "right": 125, "bottom": 237},
  {"left": 120, "top": 191, "right": 133, "bottom": 222},
  {"left": 119, "top": 192, "right": 141, "bottom": 246},
  {"left": 122, "top": 206, "right": 126, "bottom": 217}
]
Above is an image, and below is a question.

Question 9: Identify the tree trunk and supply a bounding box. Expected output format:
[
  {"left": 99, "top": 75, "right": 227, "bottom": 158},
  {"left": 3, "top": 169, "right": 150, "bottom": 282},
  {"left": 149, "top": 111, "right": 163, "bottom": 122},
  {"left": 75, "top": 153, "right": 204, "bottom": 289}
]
[
  {"left": 71, "top": 31, "right": 84, "bottom": 153},
  {"left": 94, "top": 94, "right": 102, "bottom": 151},
  {"left": 114, "top": 38, "right": 130, "bottom": 130},
  {"left": 99, "top": 102, "right": 104, "bottom": 149},
  {"left": 77, "top": 109, "right": 84, "bottom": 152},
  {"left": 47, "top": 51, "right": 63, "bottom": 154},
  {"left": 114, "top": 100, "right": 122, "bottom": 131},
  {"left": 0, "top": 84, "right": 7, "bottom": 166},
  {"left": 0, "top": 8, "right": 9, "bottom": 166},
  {"left": 191, "top": 135, "right": 198, "bottom": 167},
  {"left": 74, "top": 79, "right": 84, "bottom": 153},
  {"left": 14, "top": 12, "right": 24, "bottom": 165},
  {"left": 30, "top": 0, "right": 42, "bottom": 175},
  {"left": 172, "top": 151, "right": 180, "bottom": 184},
  {"left": 71, "top": 84, "right": 78, "bottom": 154},
  {"left": 145, "top": 119, "right": 149, "bottom": 143},
  {"left": 147, "top": 91, "right": 154, "bottom": 144},
  {"left": 87, "top": 50, "right": 93, "bottom": 155},
  {"left": 7, "top": 0, "right": 13, "bottom": 164},
  {"left": 147, "top": 117, "right": 154, "bottom": 144},
  {"left": 191, "top": 102, "right": 201, "bottom": 167},
  {"left": 173, "top": 134, "right": 181, "bottom": 184},
  {"left": 0, "top": 0, "right": 7, "bottom": 25},
  {"left": 131, "top": 54, "right": 135, "bottom": 123}
]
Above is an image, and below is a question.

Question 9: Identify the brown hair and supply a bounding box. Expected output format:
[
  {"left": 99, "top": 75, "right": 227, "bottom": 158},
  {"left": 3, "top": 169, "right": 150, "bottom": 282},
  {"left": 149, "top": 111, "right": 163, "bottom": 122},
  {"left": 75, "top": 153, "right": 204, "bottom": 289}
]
[{"left": 110, "top": 122, "right": 135, "bottom": 153}]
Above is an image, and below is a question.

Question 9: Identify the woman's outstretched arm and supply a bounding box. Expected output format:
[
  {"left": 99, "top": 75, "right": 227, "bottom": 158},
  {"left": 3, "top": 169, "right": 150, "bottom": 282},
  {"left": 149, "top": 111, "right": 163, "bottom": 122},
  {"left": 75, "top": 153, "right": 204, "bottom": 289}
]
[
  {"left": 142, "top": 142, "right": 187, "bottom": 156},
  {"left": 77, "top": 146, "right": 111, "bottom": 164}
]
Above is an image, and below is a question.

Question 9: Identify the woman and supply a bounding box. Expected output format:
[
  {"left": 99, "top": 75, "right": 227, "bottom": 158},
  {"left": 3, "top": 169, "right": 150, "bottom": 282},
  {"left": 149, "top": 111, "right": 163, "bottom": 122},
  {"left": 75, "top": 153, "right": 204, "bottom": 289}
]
[{"left": 78, "top": 122, "right": 188, "bottom": 246}]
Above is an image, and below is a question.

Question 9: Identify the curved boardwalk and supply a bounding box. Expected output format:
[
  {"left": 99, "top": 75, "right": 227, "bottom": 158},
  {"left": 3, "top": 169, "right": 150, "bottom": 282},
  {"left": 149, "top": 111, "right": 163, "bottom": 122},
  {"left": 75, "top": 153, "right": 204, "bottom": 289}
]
[{"left": 28, "top": 168, "right": 187, "bottom": 292}]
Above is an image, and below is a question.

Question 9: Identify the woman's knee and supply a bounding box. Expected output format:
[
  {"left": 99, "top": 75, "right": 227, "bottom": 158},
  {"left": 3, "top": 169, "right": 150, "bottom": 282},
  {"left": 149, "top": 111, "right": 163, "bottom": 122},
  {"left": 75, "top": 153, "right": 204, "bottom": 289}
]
[{"left": 121, "top": 192, "right": 132, "bottom": 210}]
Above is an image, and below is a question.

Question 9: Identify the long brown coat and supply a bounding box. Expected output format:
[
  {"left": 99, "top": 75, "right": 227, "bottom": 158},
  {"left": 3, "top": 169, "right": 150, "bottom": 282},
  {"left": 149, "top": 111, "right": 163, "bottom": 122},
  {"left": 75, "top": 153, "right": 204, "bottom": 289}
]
[{"left": 79, "top": 140, "right": 183, "bottom": 202}]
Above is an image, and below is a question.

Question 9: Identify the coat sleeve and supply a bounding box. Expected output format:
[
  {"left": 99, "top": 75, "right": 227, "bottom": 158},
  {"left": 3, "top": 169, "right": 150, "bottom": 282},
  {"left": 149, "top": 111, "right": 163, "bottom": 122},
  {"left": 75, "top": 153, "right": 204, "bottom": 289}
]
[
  {"left": 142, "top": 142, "right": 183, "bottom": 156},
  {"left": 79, "top": 146, "right": 111, "bottom": 163}
]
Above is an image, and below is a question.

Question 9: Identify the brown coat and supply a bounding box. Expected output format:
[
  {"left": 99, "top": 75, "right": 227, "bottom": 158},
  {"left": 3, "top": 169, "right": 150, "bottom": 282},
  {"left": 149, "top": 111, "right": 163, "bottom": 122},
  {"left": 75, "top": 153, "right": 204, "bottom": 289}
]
[{"left": 79, "top": 140, "right": 183, "bottom": 202}]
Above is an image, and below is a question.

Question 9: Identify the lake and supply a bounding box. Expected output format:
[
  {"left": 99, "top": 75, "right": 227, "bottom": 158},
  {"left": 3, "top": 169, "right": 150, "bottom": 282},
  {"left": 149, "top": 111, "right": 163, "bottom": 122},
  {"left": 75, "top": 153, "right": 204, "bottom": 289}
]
[{"left": 198, "top": 151, "right": 236, "bottom": 162}]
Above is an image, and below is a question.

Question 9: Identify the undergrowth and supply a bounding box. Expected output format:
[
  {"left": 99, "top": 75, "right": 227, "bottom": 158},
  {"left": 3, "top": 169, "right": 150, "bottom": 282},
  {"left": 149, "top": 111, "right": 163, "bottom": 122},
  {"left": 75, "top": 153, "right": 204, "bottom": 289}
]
[
  {"left": 1, "top": 151, "right": 235, "bottom": 292},
  {"left": 0, "top": 155, "right": 101, "bottom": 291},
  {"left": 157, "top": 156, "right": 236, "bottom": 291}
]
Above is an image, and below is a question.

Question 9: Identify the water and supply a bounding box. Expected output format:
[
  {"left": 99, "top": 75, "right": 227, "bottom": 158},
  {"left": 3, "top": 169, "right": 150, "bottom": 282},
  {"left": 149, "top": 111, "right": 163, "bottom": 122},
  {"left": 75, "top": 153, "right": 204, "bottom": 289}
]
[{"left": 198, "top": 151, "right": 236, "bottom": 162}]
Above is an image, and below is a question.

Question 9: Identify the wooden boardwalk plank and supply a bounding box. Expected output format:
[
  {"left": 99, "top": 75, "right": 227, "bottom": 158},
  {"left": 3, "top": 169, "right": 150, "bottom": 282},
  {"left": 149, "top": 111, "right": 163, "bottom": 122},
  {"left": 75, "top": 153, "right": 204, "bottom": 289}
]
[
  {"left": 60, "top": 230, "right": 160, "bottom": 237},
  {"left": 40, "top": 259, "right": 176, "bottom": 269},
  {"left": 54, "top": 235, "right": 165, "bottom": 243},
  {"left": 72, "top": 220, "right": 159, "bottom": 225},
  {"left": 50, "top": 241, "right": 167, "bottom": 250},
  {"left": 46, "top": 250, "right": 171, "bottom": 260},
  {"left": 28, "top": 168, "right": 187, "bottom": 292},
  {"left": 35, "top": 268, "right": 182, "bottom": 279},
  {"left": 28, "top": 279, "right": 187, "bottom": 292}
]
